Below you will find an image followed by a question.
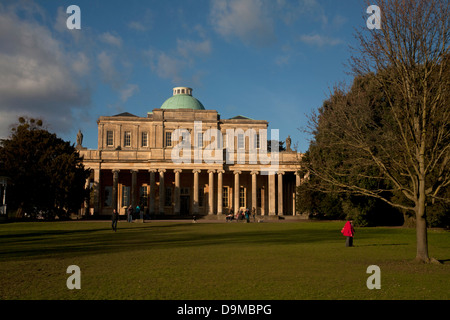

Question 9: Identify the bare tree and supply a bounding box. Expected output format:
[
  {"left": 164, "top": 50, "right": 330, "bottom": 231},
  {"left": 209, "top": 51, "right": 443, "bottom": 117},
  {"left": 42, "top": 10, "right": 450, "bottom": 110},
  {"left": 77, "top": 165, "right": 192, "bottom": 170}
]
[{"left": 305, "top": 0, "right": 449, "bottom": 263}]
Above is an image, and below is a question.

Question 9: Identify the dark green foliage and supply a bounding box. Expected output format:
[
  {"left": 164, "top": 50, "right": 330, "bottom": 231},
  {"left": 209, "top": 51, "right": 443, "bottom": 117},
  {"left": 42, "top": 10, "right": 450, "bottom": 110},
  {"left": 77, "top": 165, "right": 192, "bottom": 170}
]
[{"left": 0, "top": 117, "right": 90, "bottom": 219}]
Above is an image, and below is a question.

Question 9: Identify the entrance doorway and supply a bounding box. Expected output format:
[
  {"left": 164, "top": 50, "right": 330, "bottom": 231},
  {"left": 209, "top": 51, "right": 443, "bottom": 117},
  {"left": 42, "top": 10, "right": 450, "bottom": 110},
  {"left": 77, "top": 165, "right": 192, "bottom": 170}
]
[{"left": 180, "top": 196, "right": 190, "bottom": 216}]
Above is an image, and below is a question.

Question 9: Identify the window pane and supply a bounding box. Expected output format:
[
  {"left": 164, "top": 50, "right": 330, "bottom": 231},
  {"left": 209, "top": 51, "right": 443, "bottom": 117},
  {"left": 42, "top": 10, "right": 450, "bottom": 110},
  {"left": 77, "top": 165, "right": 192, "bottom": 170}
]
[
  {"left": 141, "top": 132, "right": 148, "bottom": 147},
  {"left": 106, "top": 131, "right": 114, "bottom": 146},
  {"left": 197, "top": 133, "right": 203, "bottom": 148},
  {"left": 166, "top": 132, "right": 172, "bottom": 147},
  {"left": 222, "top": 187, "right": 228, "bottom": 207},
  {"left": 238, "top": 134, "right": 244, "bottom": 149},
  {"left": 122, "top": 186, "right": 130, "bottom": 207},
  {"left": 124, "top": 131, "right": 131, "bottom": 147},
  {"left": 239, "top": 187, "right": 245, "bottom": 208},
  {"left": 140, "top": 186, "right": 148, "bottom": 207},
  {"left": 104, "top": 186, "right": 112, "bottom": 207}
]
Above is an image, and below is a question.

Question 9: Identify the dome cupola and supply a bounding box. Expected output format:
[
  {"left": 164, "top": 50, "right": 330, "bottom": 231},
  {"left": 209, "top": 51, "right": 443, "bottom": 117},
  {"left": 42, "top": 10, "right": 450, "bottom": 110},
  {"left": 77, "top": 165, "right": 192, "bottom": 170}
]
[{"left": 160, "top": 87, "right": 205, "bottom": 110}]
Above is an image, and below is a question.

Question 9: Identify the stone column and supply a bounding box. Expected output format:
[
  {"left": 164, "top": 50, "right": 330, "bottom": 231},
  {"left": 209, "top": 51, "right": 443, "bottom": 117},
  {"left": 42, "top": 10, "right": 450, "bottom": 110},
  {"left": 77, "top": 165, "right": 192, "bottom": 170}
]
[
  {"left": 93, "top": 168, "right": 101, "bottom": 214},
  {"left": 268, "top": 173, "right": 276, "bottom": 215},
  {"left": 83, "top": 173, "right": 92, "bottom": 216},
  {"left": 234, "top": 171, "right": 241, "bottom": 212},
  {"left": 217, "top": 170, "right": 225, "bottom": 215},
  {"left": 174, "top": 169, "right": 182, "bottom": 215},
  {"left": 208, "top": 170, "right": 215, "bottom": 215},
  {"left": 112, "top": 169, "right": 120, "bottom": 212},
  {"left": 149, "top": 169, "right": 156, "bottom": 215},
  {"left": 251, "top": 171, "right": 258, "bottom": 214},
  {"left": 193, "top": 169, "right": 201, "bottom": 214},
  {"left": 158, "top": 169, "right": 166, "bottom": 214},
  {"left": 278, "top": 171, "right": 284, "bottom": 216},
  {"left": 131, "top": 170, "right": 138, "bottom": 209},
  {"left": 294, "top": 171, "right": 301, "bottom": 216}
]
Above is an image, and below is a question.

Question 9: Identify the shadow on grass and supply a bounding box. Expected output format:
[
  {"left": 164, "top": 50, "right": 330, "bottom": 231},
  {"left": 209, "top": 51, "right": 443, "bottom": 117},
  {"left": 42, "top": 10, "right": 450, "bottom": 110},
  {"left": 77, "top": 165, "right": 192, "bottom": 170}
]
[
  {"left": 0, "top": 222, "right": 348, "bottom": 260},
  {"left": 357, "top": 243, "right": 409, "bottom": 247}
]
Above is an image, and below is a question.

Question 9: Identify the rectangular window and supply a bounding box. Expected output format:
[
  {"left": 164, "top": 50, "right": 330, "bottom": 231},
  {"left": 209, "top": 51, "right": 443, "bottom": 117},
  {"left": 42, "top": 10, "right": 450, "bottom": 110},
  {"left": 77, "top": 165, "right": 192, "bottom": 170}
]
[
  {"left": 141, "top": 132, "right": 148, "bottom": 147},
  {"left": 256, "top": 133, "right": 260, "bottom": 149},
  {"left": 124, "top": 131, "right": 131, "bottom": 147},
  {"left": 238, "top": 134, "right": 244, "bottom": 149},
  {"left": 165, "top": 188, "right": 172, "bottom": 206},
  {"left": 197, "top": 132, "right": 203, "bottom": 148},
  {"left": 222, "top": 187, "right": 229, "bottom": 208},
  {"left": 181, "top": 187, "right": 189, "bottom": 195},
  {"left": 165, "top": 132, "right": 172, "bottom": 147},
  {"left": 106, "top": 131, "right": 114, "bottom": 147},
  {"left": 140, "top": 186, "right": 148, "bottom": 207},
  {"left": 122, "top": 186, "right": 130, "bottom": 207},
  {"left": 222, "top": 133, "right": 227, "bottom": 148},
  {"left": 104, "top": 186, "right": 112, "bottom": 207},
  {"left": 239, "top": 187, "right": 246, "bottom": 208}
]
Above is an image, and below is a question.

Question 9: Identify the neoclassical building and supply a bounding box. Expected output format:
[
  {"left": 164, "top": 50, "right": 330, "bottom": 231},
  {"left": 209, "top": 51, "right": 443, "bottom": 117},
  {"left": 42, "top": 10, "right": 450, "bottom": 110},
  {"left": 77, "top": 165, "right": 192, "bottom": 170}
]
[{"left": 79, "top": 87, "right": 303, "bottom": 218}]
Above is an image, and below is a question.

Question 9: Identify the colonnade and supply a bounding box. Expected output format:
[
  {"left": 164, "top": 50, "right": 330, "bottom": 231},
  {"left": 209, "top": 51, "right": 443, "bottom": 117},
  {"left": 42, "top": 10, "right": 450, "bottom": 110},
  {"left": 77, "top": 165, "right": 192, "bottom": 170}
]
[{"left": 88, "top": 168, "right": 301, "bottom": 216}]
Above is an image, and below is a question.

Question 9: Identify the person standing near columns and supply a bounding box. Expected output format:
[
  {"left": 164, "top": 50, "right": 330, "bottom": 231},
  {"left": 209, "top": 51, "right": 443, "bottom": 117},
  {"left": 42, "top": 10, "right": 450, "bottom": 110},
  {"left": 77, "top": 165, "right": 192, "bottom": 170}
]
[{"left": 111, "top": 208, "right": 119, "bottom": 232}]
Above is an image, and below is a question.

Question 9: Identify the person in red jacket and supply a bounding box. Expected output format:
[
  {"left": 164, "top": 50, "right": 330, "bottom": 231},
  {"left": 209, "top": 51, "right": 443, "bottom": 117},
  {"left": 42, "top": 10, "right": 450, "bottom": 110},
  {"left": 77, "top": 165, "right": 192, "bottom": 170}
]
[{"left": 341, "top": 220, "right": 355, "bottom": 247}]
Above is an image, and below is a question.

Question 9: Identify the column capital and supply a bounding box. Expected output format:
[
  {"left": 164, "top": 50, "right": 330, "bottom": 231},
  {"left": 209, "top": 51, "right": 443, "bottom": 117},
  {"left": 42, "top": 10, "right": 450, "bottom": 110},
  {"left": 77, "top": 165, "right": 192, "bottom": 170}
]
[
  {"left": 207, "top": 169, "right": 216, "bottom": 174},
  {"left": 277, "top": 171, "right": 285, "bottom": 175},
  {"left": 130, "top": 169, "right": 138, "bottom": 173},
  {"left": 148, "top": 169, "right": 157, "bottom": 173},
  {"left": 158, "top": 169, "right": 166, "bottom": 173},
  {"left": 217, "top": 169, "right": 225, "bottom": 174},
  {"left": 112, "top": 169, "right": 120, "bottom": 173},
  {"left": 192, "top": 169, "right": 201, "bottom": 174},
  {"left": 173, "top": 169, "right": 182, "bottom": 174},
  {"left": 250, "top": 170, "right": 260, "bottom": 175},
  {"left": 233, "top": 170, "right": 242, "bottom": 175}
]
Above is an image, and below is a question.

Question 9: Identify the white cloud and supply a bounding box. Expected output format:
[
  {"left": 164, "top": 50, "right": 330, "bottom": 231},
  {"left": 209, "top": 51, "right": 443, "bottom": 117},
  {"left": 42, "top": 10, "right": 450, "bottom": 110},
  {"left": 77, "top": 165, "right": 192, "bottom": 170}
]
[
  {"left": 177, "top": 38, "right": 212, "bottom": 58},
  {"left": 298, "top": 34, "right": 343, "bottom": 47},
  {"left": 120, "top": 84, "right": 139, "bottom": 102},
  {"left": 128, "top": 9, "right": 153, "bottom": 32},
  {"left": 210, "top": 0, "right": 276, "bottom": 47},
  {"left": 128, "top": 21, "right": 148, "bottom": 31},
  {"left": 149, "top": 51, "right": 184, "bottom": 83},
  {"left": 97, "top": 51, "right": 120, "bottom": 87},
  {"left": 99, "top": 32, "right": 123, "bottom": 47},
  {"left": 0, "top": 3, "right": 90, "bottom": 139}
]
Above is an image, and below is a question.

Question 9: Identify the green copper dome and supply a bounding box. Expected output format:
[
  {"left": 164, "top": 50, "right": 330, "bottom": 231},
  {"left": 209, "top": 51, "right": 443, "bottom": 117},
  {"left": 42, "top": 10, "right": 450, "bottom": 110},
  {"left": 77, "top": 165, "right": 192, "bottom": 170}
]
[{"left": 160, "top": 87, "right": 205, "bottom": 110}]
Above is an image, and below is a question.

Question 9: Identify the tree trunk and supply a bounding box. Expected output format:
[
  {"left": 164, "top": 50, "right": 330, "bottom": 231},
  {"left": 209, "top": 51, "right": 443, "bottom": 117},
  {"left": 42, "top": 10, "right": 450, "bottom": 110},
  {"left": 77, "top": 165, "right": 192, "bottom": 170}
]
[{"left": 415, "top": 180, "right": 430, "bottom": 263}]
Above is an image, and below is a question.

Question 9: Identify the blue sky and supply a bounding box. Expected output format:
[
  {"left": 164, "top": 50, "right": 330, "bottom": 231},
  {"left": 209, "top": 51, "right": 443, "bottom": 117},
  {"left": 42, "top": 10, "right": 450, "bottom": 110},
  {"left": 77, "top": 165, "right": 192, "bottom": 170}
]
[{"left": 0, "top": 0, "right": 371, "bottom": 152}]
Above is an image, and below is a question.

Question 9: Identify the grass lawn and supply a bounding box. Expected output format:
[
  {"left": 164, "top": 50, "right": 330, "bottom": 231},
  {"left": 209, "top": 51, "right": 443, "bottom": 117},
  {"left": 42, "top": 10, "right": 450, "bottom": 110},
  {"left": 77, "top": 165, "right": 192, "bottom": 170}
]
[{"left": 0, "top": 220, "right": 448, "bottom": 300}]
